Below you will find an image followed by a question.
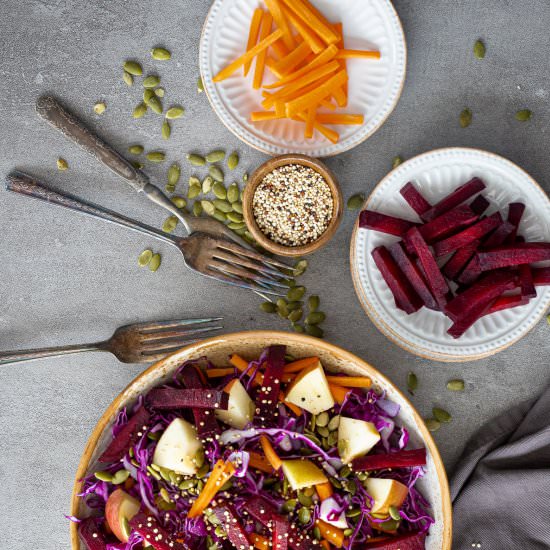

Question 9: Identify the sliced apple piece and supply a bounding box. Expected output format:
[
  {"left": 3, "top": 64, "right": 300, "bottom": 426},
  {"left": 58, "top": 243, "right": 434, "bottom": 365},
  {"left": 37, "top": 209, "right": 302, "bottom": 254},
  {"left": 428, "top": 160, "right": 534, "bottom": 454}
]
[
  {"left": 282, "top": 459, "right": 328, "bottom": 490},
  {"left": 364, "top": 478, "right": 408, "bottom": 516},
  {"left": 284, "top": 361, "right": 334, "bottom": 415},
  {"left": 319, "top": 497, "right": 348, "bottom": 530},
  {"left": 152, "top": 418, "right": 203, "bottom": 475},
  {"left": 215, "top": 379, "right": 254, "bottom": 429},
  {"left": 338, "top": 416, "right": 381, "bottom": 464},
  {"left": 105, "top": 488, "right": 140, "bottom": 542}
]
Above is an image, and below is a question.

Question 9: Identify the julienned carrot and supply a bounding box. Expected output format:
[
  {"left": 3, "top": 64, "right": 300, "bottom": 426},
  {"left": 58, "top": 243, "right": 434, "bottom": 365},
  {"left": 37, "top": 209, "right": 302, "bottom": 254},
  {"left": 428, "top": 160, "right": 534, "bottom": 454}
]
[
  {"left": 328, "top": 383, "right": 352, "bottom": 404},
  {"left": 206, "top": 367, "right": 236, "bottom": 378},
  {"left": 326, "top": 375, "right": 372, "bottom": 388},
  {"left": 263, "top": 73, "right": 335, "bottom": 110},
  {"left": 305, "top": 107, "right": 315, "bottom": 138},
  {"left": 187, "top": 459, "right": 236, "bottom": 518},
  {"left": 273, "top": 41, "right": 312, "bottom": 75},
  {"left": 292, "top": 113, "right": 340, "bottom": 144},
  {"left": 275, "top": 101, "right": 286, "bottom": 117},
  {"left": 336, "top": 49, "right": 381, "bottom": 60},
  {"left": 254, "top": 11, "right": 273, "bottom": 90},
  {"left": 250, "top": 111, "right": 283, "bottom": 122},
  {"left": 213, "top": 29, "right": 284, "bottom": 82},
  {"left": 315, "top": 519, "right": 345, "bottom": 548},
  {"left": 315, "top": 481, "right": 334, "bottom": 501},
  {"left": 283, "top": 356, "right": 319, "bottom": 373},
  {"left": 332, "top": 86, "right": 347, "bottom": 108},
  {"left": 264, "top": 0, "right": 296, "bottom": 50},
  {"left": 320, "top": 541, "right": 331, "bottom": 550},
  {"left": 281, "top": 4, "right": 325, "bottom": 53},
  {"left": 259, "top": 435, "right": 283, "bottom": 470},
  {"left": 315, "top": 114, "right": 365, "bottom": 125},
  {"left": 265, "top": 56, "right": 285, "bottom": 79},
  {"left": 334, "top": 23, "right": 348, "bottom": 104},
  {"left": 249, "top": 452, "right": 275, "bottom": 474},
  {"left": 271, "top": 38, "right": 290, "bottom": 60},
  {"left": 244, "top": 8, "right": 264, "bottom": 77},
  {"left": 250, "top": 533, "right": 270, "bottom": 549},
  {"left": 281, "top": 0, "right": 339, "bottom": 45},
  {"left": 320, "top": 98, "right": 337, "bottom": 111}
]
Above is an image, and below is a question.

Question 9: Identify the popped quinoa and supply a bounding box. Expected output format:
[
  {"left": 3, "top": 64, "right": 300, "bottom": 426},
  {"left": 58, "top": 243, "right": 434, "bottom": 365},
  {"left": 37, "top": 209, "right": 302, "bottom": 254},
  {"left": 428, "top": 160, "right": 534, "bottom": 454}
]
[{"left": 252, "top": 164, "right": 334, "bottom": 247}]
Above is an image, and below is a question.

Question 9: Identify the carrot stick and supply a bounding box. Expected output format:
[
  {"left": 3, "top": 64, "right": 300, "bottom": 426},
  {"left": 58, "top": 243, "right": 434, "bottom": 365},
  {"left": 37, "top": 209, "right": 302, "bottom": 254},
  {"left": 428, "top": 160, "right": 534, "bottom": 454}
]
[
  {"left": 305, "top": 107, "right": 316, "bottom": 139},
  {"left": 328, "top": 383, "right": 352, "bottom": 404},
  {"left": 250, "top": 111, "right": 283, "bottom": 122},
  {"left": 283, "top": 356, "right": 319, "bottom": 373},
  {"left": 320, "top": 98, "right": 337, "bottom": 111},
  {"left": 263, "top": 44, "right": 339, "bottom": 89},
  {"left": 320, "top": 541, "right": 331, "bottom": 550},
  {"left": 265, "top": 0, "right": 296, "bottom": 50},
  {"left": 315, "top": 481, "right": 334, "bottom": 501},
  {"left": 253, "top": 11, "right": 273, "bottom": 90},
  {"left": 265, "top": 56, "right": 285, "bottom": 79},
  {"left": 336, "top": 49, "right": 381, "bottom": 60},
  {"left": 333, "top": 23, "right": 348, "bottom": 107},
  {"left": 250, "top": 533, "right": 270, "bottom": 549},
  {"left": 315, "top": 519, "right": 345, "bottom": 548},
  {"left": 271, "top": 38, "right": 290, "bottom": 60},
  {"left": 283, "top": 398, "right": 303, "bottom": 417},
  {"left": 332, "top": 86, "right": 347, "bottom": 108},
  {"left": 326, "top": 375, "right": 372, "bottom": 387},
  {"left": 244, "top": 8, "right": 264, "bottom": 76},
  {"left": 280, "top": 0, "right": 339, "bottom": 45},
  {"left": 281, "top": 4, "right": 325, "bottom": 53},
  {"left": 229, "top": 354, "right": 264, "bottom": 387},
  {"left": 249, "top": 451, "right": 275, "bottom": 474},
  {"left": 205, "top": 367, "right": 236, "bottom": 378},
  {"left": 188, "top": 459, "right": 236, "bottom": 518},
  {"left": 213, "top": 29, "right": 284, "bottom": 82},
  {"left": 273, "top": 41, "right": 312, "bottom": 75},
  {"left": 275, "top": 101, "right": 286, "bottom": 117},
  {"left": 292, "top": 113, "right": 340, "bottom": 144},
  {"left": 315, "top": 114, "right": 364, "bottom": 125},
  {"left": 259, "top": 436, "right": 283, "bottom": 470}
]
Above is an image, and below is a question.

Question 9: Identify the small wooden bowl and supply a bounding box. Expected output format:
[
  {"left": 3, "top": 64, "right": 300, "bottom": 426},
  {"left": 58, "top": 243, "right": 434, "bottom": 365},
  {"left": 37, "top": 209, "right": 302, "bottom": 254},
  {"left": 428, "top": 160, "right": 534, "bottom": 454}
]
[{"left": 243, "top": 154, "right": 343, "bottom": 257}]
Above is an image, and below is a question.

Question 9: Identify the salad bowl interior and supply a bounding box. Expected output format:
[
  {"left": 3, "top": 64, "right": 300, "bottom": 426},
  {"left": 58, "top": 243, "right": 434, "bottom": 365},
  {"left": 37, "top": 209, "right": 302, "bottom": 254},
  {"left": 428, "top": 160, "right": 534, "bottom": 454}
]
[{"left": 71, "top": 330, "right": 452, "bottom": 549}]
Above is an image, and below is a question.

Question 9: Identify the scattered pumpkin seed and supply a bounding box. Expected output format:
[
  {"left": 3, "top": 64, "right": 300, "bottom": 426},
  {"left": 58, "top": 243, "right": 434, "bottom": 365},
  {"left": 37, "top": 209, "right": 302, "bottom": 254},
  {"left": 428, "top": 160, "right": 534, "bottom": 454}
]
[
  {"left": 128, "top": 144, "right": 144, "bottom": 155},
  {"left": 407, "top": 371, "right": 418, "bottom": 395},
  {"left": 288, "top": 308, "right": 303, "bottom": 322},
  {"left": 160, "top": 487, "right": 172, "bottom": 503},
  {"left": 294, "top": 259, "right": 308, "bottom": 276},
  {"left": 161, "top": 120, "right": 171, "bottom": 140},
  {"left": 166, "top": 106, "right": 185, "bottom": 119},
  {"left": 242, "top": 172, "right": 249, "bottom": 183},
  {"left": 297, "top": 492, "right": 313, "bottom": 507},
  {"left": 210, "top": 165, "right": 225, "bottom": 182},
  {"left": 447, "top": 379, "right": 465, "bottom": 391},
  {"left": 260, "top": 301, "right": 276, "bottom": 313},
  {"left": 316, "top": 412, "right": 329, "bottom": 427},
  {"left": 329, "top": 477, "right": 342, "bottom": 489},
  {"left": 227, "top": 152, "right": 239, "bottom": 170},
  {"left": 306, "top": 311, "right": 326, "bottom": 325},
  {"left": 94, "top": 102, "right": 106, "bottom": 115},
  {"left": 167, "top": 163, "right": 181, "bottom": 187},
  {"left": 473, "top": 39, "right": 486, "bottom": 59},
  {"left": 433, "top": 407, "right": 452, "bottom": 423},
  {"left": 123, "top": 71, "right": 134, "bottom": 86},
  {"left": 460, "top": 108, "right": 472, "bottom": 128},
  {"left": 327, "top": 430, "right": 338, "bottom": 447},
  {"left": 138, "top": 249, "right": 153, "bottom": 267},
  {"left": 298, "top": 507, "right": 311, "bottom": 524},
  {"left": 188, "top": 184, "right": 201, "bottom": 199},
  {"left": 343, "top": 528, "right": 354, "bottom": 537},
  {"left": 133, "top": 102, "right": 147, "bottom": 118},
  {"left": 154, "top": 87, "right": 165, "bottom": 97},
  {"left": 200, "top": 200, "right": 215, "bottom": 216},
  {"left": 147, "top": 430, "right": 161, "bottom": 441},
  {"left": 287, "top": 301, "right": 302, "bottom": 311},
  {"left": 515, "top": 109, "right": 532, "bottom": 122},
  {"left": 282, "top": 498, "right": 298, "bottom": 513},
  {"left": 143, "top": 75, "right": 161, "bottom": 88},
  {"left": 193, "top": 201, "right": 203, "bottom": 217},
  {"left": 346, "top": 508, "right": 361, "bottom": 518},
  {"left": 162, "top": 216, "right": 178, "bottom": 233},
  {"left": 179, "top": 479, "right": 195, "bottom": 491},
  {"left": 277, "top": 299, "right": 289, "bottom": 318},
  {"left": 305, "top": 324, "right": 323, "bottom": 338},
  {"left": 213, "top": 209, "right": 227, "bottom": 223},
  {"left": 57, "top": 158, "right": 68, "bottom": 171},
  {"left": 308, "top": 295, "right": 320, "bottom": 312},
  {"left": 392, "top": 155, "right": 404, "bottom": 169},
  {"left": 287, "top": 286, "right": 306, "bottom": 301},
  {"left": 328, "top": 415, "right": 340, "bottom": 431},
  {"left": 317, "top": 426, "right": 330, "bottom": 438},
  {"left": 148, "top": 96, "right": 163, "bottom": 114},
  {"left": 94, "top": 470, "right": 113, "bottom": 482},
  {"left": 232, "top": 202, "right": 243, "bottom": 214},
  {"left": 347, "top": 194, "right": 365, "bottom": 210},
  {"left": 212, "top": 181, "right": 227, "bottom": 199},
  {"left": 132, "top": 161, "right": 144, "bottom": 170},
  {"left": 171, "top": 196, "right": 186, "bottom": 209},
  {"left": 227, "top": 183, "right": 240, "bottom": 203},
  {"left": 123, "top": 60, "right": 143, "bottom": 76},
  {"left": 149, "top": 253, "right": 161, "bottom": 272},
  {"left": 143, "top": 89, "right": 155, "bottom": 104},
  {"left": 205, "top": 150, "right": 226, "bottom": 163},
  {"left": 121, "top": 517, "right": 131, "bottom": 540},
  {"left": 389, "top": 505, "right": 401, "bottom": 521},
  {"left": 202, "top": 176, "right": 214, "bottom": 194},
  {"left": 226, "top": 211, "right": 243, "bottom": 223},
  {"left": 187, "top": 153, "right": 206, "bottom": 166},
  {"left": 151, "top": 47, "right": 171, "bottom": 60},
  {"left": 313, "top": 526, "right": 322, "bottom": 540},
  {"left": 196, "top": 463, "right": 210, "bottom": 479},
  {"left": 293, "top": 323, "right": 305, "bottom": 333},
  {"left": 213, "top": 199, "right": 233, "bottom": 213},
  {"left": 146, "top": 151, "right": 166, "bottom": 163},
  {"left": 425, "top": 418, "right": 441, "bottom": 432},
  {"left": 379, "top": 519, "right": 400, "bottom": 531},
  {"left": 112, "top": 469, "right": 130, "bottom": 485}
]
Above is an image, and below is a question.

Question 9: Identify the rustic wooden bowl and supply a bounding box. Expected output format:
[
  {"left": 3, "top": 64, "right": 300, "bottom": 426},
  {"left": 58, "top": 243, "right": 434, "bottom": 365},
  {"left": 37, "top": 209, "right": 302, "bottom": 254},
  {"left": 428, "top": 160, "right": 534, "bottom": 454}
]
[
  {"left": 242, "top": 154, "right": 343, "bottom": 257},
  {"left": 70, "top": 331, "right": 452, "bottom": 549}
]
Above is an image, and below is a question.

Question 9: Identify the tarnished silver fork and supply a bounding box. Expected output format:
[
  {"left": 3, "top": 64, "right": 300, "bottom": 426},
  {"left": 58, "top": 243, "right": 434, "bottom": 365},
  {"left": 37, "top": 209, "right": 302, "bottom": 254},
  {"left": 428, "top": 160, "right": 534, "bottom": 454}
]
[
  {"left": 0, "top": 318, "right": 223, "bottom": 365},
  {"left": 6, "top": 172, "right": 290, "bottom": 295}
]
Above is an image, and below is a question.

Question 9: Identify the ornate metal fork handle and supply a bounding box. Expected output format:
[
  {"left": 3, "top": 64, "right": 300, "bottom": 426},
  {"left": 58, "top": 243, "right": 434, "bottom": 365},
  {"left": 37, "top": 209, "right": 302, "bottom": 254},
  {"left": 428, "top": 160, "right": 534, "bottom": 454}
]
[{"left": 0, "top": 343, "right": 105, "bottom": 365}]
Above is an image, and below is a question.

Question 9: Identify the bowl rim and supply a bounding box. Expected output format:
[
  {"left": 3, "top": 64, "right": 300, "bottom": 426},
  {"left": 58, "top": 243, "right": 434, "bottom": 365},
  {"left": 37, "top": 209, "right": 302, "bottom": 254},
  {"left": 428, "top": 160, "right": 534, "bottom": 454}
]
[
  {"left": 243, "top": 154, "right": 344, "bottom": 257},
  {"left": 70, "top": 330, "right": 452, "bottom": 549}
]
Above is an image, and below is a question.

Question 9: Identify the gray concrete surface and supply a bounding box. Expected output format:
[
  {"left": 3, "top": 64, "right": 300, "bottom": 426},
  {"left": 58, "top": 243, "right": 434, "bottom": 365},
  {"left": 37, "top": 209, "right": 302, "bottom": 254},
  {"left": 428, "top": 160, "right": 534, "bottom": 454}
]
[{"left": 1, "top": 0, "right": 549, "bottom": 547}]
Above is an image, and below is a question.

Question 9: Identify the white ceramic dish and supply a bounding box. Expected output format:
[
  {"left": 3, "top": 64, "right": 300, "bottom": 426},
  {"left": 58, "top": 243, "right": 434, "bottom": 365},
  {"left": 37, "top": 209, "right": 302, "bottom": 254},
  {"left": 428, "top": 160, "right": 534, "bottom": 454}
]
[
  {"left": 70, "top": 331, "right": 452, "bottom": 549},
  {"left": 199, "top": 0, "right": 407, "bottom": 157},
  {"left": 351, "top": 147, "right": 550, "bottom": 362}
]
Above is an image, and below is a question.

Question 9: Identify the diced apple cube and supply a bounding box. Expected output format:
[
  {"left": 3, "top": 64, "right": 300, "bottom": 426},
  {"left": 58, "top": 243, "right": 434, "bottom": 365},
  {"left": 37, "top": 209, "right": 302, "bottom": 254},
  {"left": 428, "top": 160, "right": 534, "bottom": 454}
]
[
  {"left": 319, "top": 497, "right": 348, "bottom": 530},
  {"left": 338, "top": 416, "right": 381, "bottom": 464},
  {"left": 364, "top": 478, "right": 409, "bottom": 516},
  {"left": 282, "top": 459, "right": 328, "bottom": 491},
  {"left": 215, "top": 379, "right": 254, "bottom": 429},
  {"left": 284, "top": 361, "right": 334, "bottom": 415}
]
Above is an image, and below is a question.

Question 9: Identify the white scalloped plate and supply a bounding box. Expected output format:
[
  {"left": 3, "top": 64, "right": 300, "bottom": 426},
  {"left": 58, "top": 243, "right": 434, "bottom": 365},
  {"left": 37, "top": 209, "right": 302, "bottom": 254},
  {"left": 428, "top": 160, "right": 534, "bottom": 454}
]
[
  {"left": 351, "top": 148, "right": 550, "bottom": 362},
  {"left": 199, "top": 0, "right": 406, "bottom": 156}
]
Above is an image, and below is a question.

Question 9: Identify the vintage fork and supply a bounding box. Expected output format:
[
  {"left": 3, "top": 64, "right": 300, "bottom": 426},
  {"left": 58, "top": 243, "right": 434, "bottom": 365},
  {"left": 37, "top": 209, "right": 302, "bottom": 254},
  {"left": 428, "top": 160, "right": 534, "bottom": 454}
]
[
  {"left": 0, "top": 318, "right": 223, "bottom": 365},
  {"left": 6, "top": 172, "right": 290, "bottom": 295}
]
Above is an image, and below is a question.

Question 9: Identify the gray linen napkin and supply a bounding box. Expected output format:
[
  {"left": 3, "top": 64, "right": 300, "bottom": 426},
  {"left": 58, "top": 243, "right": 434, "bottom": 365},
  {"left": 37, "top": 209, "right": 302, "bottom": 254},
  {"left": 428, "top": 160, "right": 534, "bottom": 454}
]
[{"left": 451, "top": 384, "right": 550, "bottom": 549}]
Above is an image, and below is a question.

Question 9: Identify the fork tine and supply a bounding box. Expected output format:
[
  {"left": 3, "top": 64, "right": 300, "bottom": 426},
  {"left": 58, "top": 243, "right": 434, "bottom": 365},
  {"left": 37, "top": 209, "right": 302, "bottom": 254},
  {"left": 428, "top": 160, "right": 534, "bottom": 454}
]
[
  {"left": 140, "top": 341, "right": 202, "bottom": 357},
  {"left": 212, "top": 250, "right": 286, "bottom": 280},
  {"left": 208, "top": 259, "right": 288, "bottom": 288},
  {"left": 140, "top": 325, "right": 224, "bottom": 346},
  {"left": 216, "top": 241, "right": 293, "bottom": 273},
  {"left": 204, "top": 268, "right": 287, "bottom": 296},
  {"left": 137, "top": 318, "right": 223, "bottom": 333}
]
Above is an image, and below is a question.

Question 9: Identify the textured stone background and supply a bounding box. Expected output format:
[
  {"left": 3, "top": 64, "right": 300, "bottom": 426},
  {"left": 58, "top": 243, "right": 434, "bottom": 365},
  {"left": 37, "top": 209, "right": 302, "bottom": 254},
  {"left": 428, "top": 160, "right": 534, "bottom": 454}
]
[{"left": 1, "top": 0, "right": 549, "bottom": 547}]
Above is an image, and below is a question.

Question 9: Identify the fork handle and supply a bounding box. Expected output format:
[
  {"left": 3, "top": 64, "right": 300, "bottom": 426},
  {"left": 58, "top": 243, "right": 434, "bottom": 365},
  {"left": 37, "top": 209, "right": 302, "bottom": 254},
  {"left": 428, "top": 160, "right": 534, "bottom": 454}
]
[
  {"left": 6, "top": 171, "right": 180, "bottom": 248},
  {"left": 0, "top": 343, "right": 103, "bottom": 366}
]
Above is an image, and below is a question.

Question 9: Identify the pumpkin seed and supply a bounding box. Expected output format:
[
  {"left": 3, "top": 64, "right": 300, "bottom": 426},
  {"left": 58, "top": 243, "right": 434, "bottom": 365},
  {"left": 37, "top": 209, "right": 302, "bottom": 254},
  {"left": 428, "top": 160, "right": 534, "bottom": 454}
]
[
  {"left": 306, "top": 311, "right": 326, "bottom": 325},
  {"left": 407, "top": 371, "right": 418, "bottom": 395},
  {"left": 166, "top": 106, "right": 185, "bottom": 119},
  {"left": 151, "top": 47, "right": 171, "bottom": 60},
  {"left": 133, "top": 161, "right": 144, "bottom": 170},
  {"left": 123, "top": 71, "right": 134, "bottom": 86},
  {"left": 56, "top": 158, "right": 68, "bottom": 171},
  {"left": 160, "top": 487, "right": 172, "bottom": 503},
  {"left": 206, "top": 150, "right": 226, "bottom": 163},
  {"left": 294, "top": 259, "right": 308, "bottom": 276},
  {"left": 317, "top": 426, "right": 329, "bottom": 438},
  {"left": 196, "top": 463, "right": 210, "bottom": 478},
  {"left": 210, "top": 165, "right": 225, "bottom": 183},
  {"left": 297, "top": 492, "right": 313, "bottom": 507},
  {"left": 133, "top": 102, "right": 147, "bottom": 118},
  {"left": 347, "top": 480, "right": 358, "bottom": 496},
  {"left": 313, "top": 526, "right": 322, "bottom": 540},
  {"left": 197, "top": 76, "right": 205, "bottom": 93},
  {"left": 202, "top": 176, "right": 214, "bottom": 194},
  {"left": 316, "top": 412, "right": 329, "bottom": 427},
  {"left": 232, "top": 202, "right": 243, "bottom": 214},
  {"left": 112, "top": 469, "right": 130, "bottom": 485},
  {"left": 447, "top": 379, "right": 465, "bottom": 391},
  {"left": 143, "top": 75, "right": 161, "bottom": 88},
  {"left": 460, "top": 108, "right": 472, "bottom": 128},
  {"left": 392, "top": 155, "right": 404, "bottom": 169},
  {"left": 94, "top": 470, "right": 113, "bottom": 482},
  {"left": 138, "top": 249, "right": 153, "bottom": 267},
  {"left": 305, "top": 324, "right": 323, "bottom": 338},
  {"left": 94, "top": 102, "right": 106, "bottom": 115},
  {"left": 343, "top": 528, "right": 353, "bottom": 537},
  {"left": 213, "top": 199, "right": 233, "bottom": 213},
  {"left": 162, "top": 216, "right": 178, "bottom": 233},
  {"left": 227, "top": 183, "right": 240, "bottom": 203},
  {"left": 425, "top": 418, "right": 441, "bottom": 432},
  {"left": 227, "top": 152, "right": 239, "bottom": 170},
  {"left": 261, "top": 301, "right": 276, "bottom": 313},
  {"left": 226, "top": 211, "right": 243, "bottom": 223},
  {"left": 227, "top": 221, "right": 246, "bottom": 230},
  {"left": 121, "top": 517, "right": 131, "bottom": 540},
  {"left": 194, "top": 448, "right": 205, "bottom": 468},
  {"left": 329, "top": 477, "right": 342, "bottom": 489},
  {"left": 327, "top": 430, "right": 338, "bottom": 447},
  {"left": 473, "top": 39, "right": 486, "bottom": 59},
  {"left": 389, "top": 505, "right": 401, "bottom": 521},
  {"left": 147, "top": 430, "right": 161, "bottom": 441},
  {"left": 515, "top": 109, "right": 532, "bottom": 122},
  {"left": 188, "top": 184, "right": 201, "bottom": 199},
  {"left": 189, "top": 175, "right": 201, "bottom": 187},
  {"left": 347, "top": 194, "right": 365, "bottom": 210},
  {"left": 433, "top": 407, "right": 452, "bottom": 423},
  {"left": 149, "top": 253, "right": 161, "bottom": 272},
  {"left": 346, "top": 508, "right": 361, "bottom": 518},
  {"left": 187, "top": 153, "right": 206, "bottom": 166},
  {"left": 200, "top": 200, "right": 215, "bottom": 216},
  {"left": 287, "top": 308, "right": 302, "bottom": 322},
  {"left": 286, "top": 301, "right": 302, "bottom": 311},
  {"left": 123, "top": 60, "right": 143, "bottom": 76},
  {"left": 282, "top": 498, "right": 298, "bottom": 513},
  {"left": 298, "top": 507, "right": 311, "bottom": 524},
  {"left": 171, "top": 196, "right": 187, "bottom": 209},
  {"left": 148, "top": 96, "right": 163, "bottom": 114},
  {"left": 179, "top": 479, "right": 196, "bottom": 490},
  {"left": 212, "top": 182, "right": 227, "bottom": 200},
  {"left": 154, "top": 87, "right": 165, "bottom": 97},
  {"left": 128, "top": 144, "right": 144, "bottom": 155},
  {"left": 146, "top": 151, "right": 165, "bottom": 163},
  {"left": 293, "top": 323, "right": 305, "bottom": 333},
  {"left": 167, "top": 163, "right": 181, "bottom": 186},
  {"left": 308, "top": 295, "right": 320, "bottom": 312},
  {"left": 328, "top": 415, "right": 340, "bottom": 431},
  {"left": 162, "top": 120, "right": 171, "bottom": 140},
  {"left": 379, "top": 519, "right": 399, "bottom": 531},
  {"left": 193, "top": 202, "right": 203, "bottom": 217},
  {"left": 277, "top": 298, "right": 289, "bottom": 318},
  {"left": 143, "top": 89, "right": 155, "bottom": 104},
  {"left": 287, "top": 286, "right": 306, "bottom": 301},
  {"left": 213, "top": 209, "right": 227, "bottom": 223},
  {"left": 242, "top": 172, "right": 249, "bottom": 183}
]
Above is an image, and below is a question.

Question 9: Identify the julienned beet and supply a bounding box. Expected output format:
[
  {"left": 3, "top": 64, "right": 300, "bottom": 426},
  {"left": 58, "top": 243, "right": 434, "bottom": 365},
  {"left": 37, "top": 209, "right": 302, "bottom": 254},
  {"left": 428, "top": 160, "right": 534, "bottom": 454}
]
[{"left": 360, "top": 177, "right": 550, "bottom": 338}]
